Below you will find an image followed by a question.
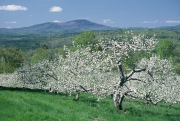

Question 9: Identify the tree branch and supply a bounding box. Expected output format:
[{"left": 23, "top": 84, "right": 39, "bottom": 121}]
[
  {"left": 24, "top": 81, "right": 40, "bottom": 85},
  {"left": 126, "top": 68, "right": 146, "bottom": 80},
  {"left": 126, "top": 93, "right": 139, "bottom": 99},
  {"left": 42, "top": 73, "right": 58, "bottom": 81},
  {"left": 147, "top": 71, "right": 165, "bottom": 85},
  {"left": 127, "top": 78, "right": 146, "bottom": 83},
  {"left": 79, "top": 85, "right": 90, "bottom": 92},
  {"left": 147, "top": 70, "right": 154, "bottom": 81},
  {"left": 122, "top": 90, "right": 133, "bottom": 96}
]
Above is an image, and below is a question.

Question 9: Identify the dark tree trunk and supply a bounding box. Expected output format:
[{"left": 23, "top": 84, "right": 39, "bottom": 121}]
[
  {"left": 118, "top": 64, "right": 125, "bottom": 87},
  {"left": 119, "top": 95, "right": 125, "bottom": 110},
  {"left": 119, "top": 103, "right": 123, "bottom": 110},
  {"left": 113, "top": 92, "right": 125, "bottom": 110},
  {"left": 113, "top": 61, "right": 126, "bottom": 110}
]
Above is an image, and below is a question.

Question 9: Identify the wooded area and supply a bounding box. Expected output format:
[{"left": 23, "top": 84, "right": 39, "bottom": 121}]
[{"left": 0, "top": 29, "right": 180, "bottom": 74}]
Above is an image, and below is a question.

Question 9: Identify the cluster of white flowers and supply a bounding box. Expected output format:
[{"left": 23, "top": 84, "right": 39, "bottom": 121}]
[
  {"left": 100, "top": 32, "right": 157, "bottom": 58},
  {"left": 126, "top": 56, "right": 180, "bottom": 104},
  {"left": 0, "top": 73, "right": 18, "bottom": 87}
]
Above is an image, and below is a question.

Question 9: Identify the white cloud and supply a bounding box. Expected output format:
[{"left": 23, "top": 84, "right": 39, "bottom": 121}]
[
  {"left": 141, "top": 20, "right": 159, "bottom": 24},
  {"left": 6, "top": 26, "right": 11, "bottom": 29},
  {"left": 0, "top": 4, "right": 27, "bottom": 11},
  {"left": 102, "top": 19, "right": 114, "bottom": 24},
  {"left": 53, "top": 20, "right": 61, "bottom": 23},
  {"left": 165, "top": 20, "right": 180, "bottom": 23},
  {"left": 78, "top": 17, "right": 90, "bottom": 20},
  {"left": 49, "top": 6, "right": 62, "bottom": 12},
  {"left": 141, "top": 20, "right": 180, "bottom": 24},
  {"left": 5, "top": 21, "right": 17, "bottom": 24}
]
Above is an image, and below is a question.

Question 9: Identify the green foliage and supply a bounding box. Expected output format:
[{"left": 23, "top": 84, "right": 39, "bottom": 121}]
[
  {"left": 0, "top": 47, "right": 25, "bottom": 73},
  {"left": 42, "top": 44, "right": 48, "bottom": 50},
  {"left": 54, "top": 48, "right": 66, "bottom": 58},
  {"left": 0, "top": 33, "right": 78, "bottom": 51},
  {"left": 123, "top": 50, "right": 152, "bottom": 70},
  {"left": 54, "top": 46, "right": 77, "bottom": 58},
  {"left": 173, "top": 44, "right": 180, "bottom": 74},
  {"left": 0, "top": 88, "right": 180, "bottom": 121},
  {"left": 68, "top": 46, "right": 77, "bottom": 52},
  {"left": 74, "top": 31, "right": 96, "bottom": 47},
  {"left": 155, "top": 39, "right": 180, "bottom": 74},
  {"left": 156, "top": 39, "right": 174, "bottom": 59},
  {"left": 30, "top": 48, "right": 50, "bottom": 65},
  {"left": 174, "top": 63, "right": 180, "bottom": 74}
]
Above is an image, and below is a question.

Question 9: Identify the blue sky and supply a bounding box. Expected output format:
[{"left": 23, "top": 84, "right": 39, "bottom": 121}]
[{"left": 0, "top": 0, "right": 180, "bottom": 28}]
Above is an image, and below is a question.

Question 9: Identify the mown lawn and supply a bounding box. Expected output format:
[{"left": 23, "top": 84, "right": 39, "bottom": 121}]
[{"left": 0, "top": 87, "right": 180, "bottom": 121}]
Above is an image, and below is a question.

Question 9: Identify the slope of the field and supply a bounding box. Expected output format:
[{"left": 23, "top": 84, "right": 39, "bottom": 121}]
[{"left": 0, "top": 87, "right": 179, "bottom": 121}]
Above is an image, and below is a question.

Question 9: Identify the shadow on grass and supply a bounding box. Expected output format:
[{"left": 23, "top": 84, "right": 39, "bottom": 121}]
[
  {"left": 0, "top": 86, "right": 100, "bottom": 102},
  {"left": 159, "top": 103, "right": 180, "bottom": 111},
  {"left": 0, "top": 86, "right": 66, "bottom": 96},
  {"left": 0, "top": 86, "right": 44, "bottom": 92},
  {"left": 0, "top": 86, "right": 102, "bottom": 104},
  {"left": 125, "top": 107, "right": 178, "bottom": 116},
  {"left": 123, "top": 105, "right": 180, "bottom": 121},
  {"left": 73, "top": 95, "right": 99, "bottom": 105}
]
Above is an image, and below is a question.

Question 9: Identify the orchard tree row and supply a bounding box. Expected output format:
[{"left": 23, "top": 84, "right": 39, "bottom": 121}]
[{"left": 0, "top": 31, "right": 179, "bottom": 110}]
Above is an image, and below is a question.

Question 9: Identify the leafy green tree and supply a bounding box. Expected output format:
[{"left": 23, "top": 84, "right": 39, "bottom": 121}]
[
  {"left": 74, "top": 31, "right": 96, "bottom": 47},
  {"left": 173, "top": 45, "right": 180, "bottom": 74},
  {"left": 156, "top": 39, "right": 174, "bottom": 59},
  {"left": 124, "top": 50, "right": 152, "bottom": 70},
  {"left": 0, "top": 47, "right": 25, "bottom": 73},
  {"left": 30, "top": 48, "right": 49, "bottom": 65}
]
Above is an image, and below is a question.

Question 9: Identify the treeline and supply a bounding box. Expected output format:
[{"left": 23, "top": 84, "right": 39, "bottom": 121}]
[
  {"left": 0, "top": 29, "right": 180, "bottom": 74},
  {"left": 0, "top": 33, "right": 79, "bottom": 51},
  {"left": 1, "top": 29, "right": 180, "bottom": 51}
]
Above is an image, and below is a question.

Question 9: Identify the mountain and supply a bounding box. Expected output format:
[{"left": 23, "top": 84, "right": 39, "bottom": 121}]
[
  {"left": 1, "top": 20, "right": 179, "bottom": 34},
  {"left": 156, "top": 24, "right": 180, "bottom": 29},
  {"left": 0, "top": 19, "right": 114, "bottom": 34}
]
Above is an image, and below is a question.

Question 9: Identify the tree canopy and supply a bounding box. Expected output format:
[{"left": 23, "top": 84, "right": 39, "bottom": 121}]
[
  {"left": 0, "top": 47, "right": 25, "bottom": 73},
  {"left": 74, "top": 31, "right": 96, "bottom": 47},
  {"left": 156, "top": 39, "right": 174, "bottom": 59},
  {"left": 30, "top": 48, "right": 50, "bottom": 65}
]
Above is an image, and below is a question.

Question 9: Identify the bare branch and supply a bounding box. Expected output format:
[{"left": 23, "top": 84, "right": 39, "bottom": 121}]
[
  {"left": 42, "top": 73, "right": 58, "bottom": 81},
  {"left": 79, "top": 85, "right": 88, "bottom": 92},
  {"left": 126, "top": 93, "right": 139, "bottom": 99},
  {"left": 122, "top": 90, "right": 133, "bottom": 96},
  {"left": 126, "top": 68, "right": 146, "bottom": 80},
  {"left": 127, "top": 78, "right": 146, "bottom": 83}
]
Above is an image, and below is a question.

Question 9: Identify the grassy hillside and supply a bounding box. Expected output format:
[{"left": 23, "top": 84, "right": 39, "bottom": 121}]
[{"left": 0, "top": 87, "right": 180, "bottom": 121}]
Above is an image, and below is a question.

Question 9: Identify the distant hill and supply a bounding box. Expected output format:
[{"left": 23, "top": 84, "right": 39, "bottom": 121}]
[
  {"left": 0, "top": 20, "right": 179, "bottom": 34},
  {"left": 0, "top": 19, "right": 114, "bottom": 34},
  {"left": 156, "top": 24, "right": 180, "bottom": 29},
  {"left": 123, "top": 25, "right": 180, "bottom": 30}
]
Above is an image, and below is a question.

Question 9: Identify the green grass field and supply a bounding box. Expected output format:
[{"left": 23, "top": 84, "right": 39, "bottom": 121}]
[{"left": 0, "top": 87, "right": 180, "bottom": 121}]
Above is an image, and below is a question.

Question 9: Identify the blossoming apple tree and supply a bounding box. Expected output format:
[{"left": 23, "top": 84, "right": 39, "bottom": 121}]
[{"left": 87, "top": 33, "right": 179, "bottom": 110}]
